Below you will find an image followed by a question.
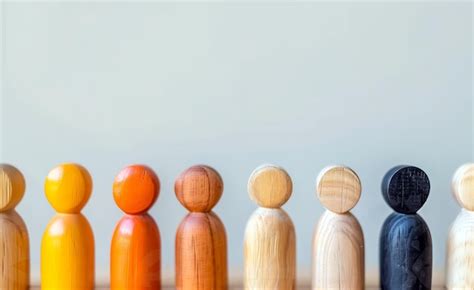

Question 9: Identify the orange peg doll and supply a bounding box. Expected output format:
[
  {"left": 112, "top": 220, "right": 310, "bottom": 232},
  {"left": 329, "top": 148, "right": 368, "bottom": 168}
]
[
  {"left": 111, "top": 164, "right": 161, "bottom": 290},
  {"left": 41, "top": 163, "right": 95, "bottom": 290},
  {"left": 0, "top": 164, "right": 29, "bottom": 290},
  {"left": 175, "top": 165, "right": 228, "bottom": 290}
]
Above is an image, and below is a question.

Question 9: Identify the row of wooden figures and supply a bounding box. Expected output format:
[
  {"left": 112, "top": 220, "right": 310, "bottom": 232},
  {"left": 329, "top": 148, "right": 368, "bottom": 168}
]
[{"left": 0, "top": 162, "right": 473, "bottom": 290}]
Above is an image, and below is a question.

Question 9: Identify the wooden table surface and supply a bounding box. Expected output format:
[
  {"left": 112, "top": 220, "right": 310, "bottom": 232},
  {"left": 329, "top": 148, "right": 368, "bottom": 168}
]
[{"left": 30, "top": 286, "right": 445, "bottom": 290}]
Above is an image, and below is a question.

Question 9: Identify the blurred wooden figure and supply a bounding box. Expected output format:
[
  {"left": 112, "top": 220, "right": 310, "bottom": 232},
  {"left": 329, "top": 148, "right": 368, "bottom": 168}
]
[
  {"left": 312, "top": 165, "right": 364, "bottom": 290},
  {"left": 380, "top": 165, "right": 432, "bottom": 290},
  {"left": 41, "top": 163, "right": 95, "bottom": 290},
  {"left": 175, "top": 165, "right": 228, "bottom": 290},
  {"left": 111, "top": 165, "right": 161, "bottom": 290},
  {"left": 0, "top": 164, "right": 29, "bottom": 290},
  {"left": 446, "top": 163, "right": 474, "bottom": 289},
  {"left": 244, "top": 164, "right": 296, "bottom": 290}
]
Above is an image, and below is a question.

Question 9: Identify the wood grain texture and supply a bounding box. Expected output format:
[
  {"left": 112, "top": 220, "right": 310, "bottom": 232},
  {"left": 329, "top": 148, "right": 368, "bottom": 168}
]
[
  {"left": 452, "top": 163, "right": 474, "bottom": 211},
  {"left": 111, "top": 214, "right": 161, "bottom": 290},
  {"left": 244, "top": 208, "right": 296, "bottom": 290},
  {"left": 175, "top": 212, "right": 228, "bottom": 290},
  {"left": 41, "top": 213, "right": 95, "bottom": 290},
  {"left": 248, "top": 165, "right": 292, "bottom": 209},
  {"left": 0, "top": 164, "right": 26, "bottom": 212},
  {"left": 316, "top": 165, "right": 361, "bottom": 214},
  {"left": 0, "top": 164, "right": 29, "bottom": 290},
  {"left": 446, "top": 210, "right": 474, "bottom": 289},
  {"left": 175, "top": 165, "right": 223, "bottom": 213},
  {"left": 312, "top": 210, "right": 364, "bottom": 290},
  {"left": 380, "top": 213, "right": 432, "bottom": 290},
  {"left": 0, "top": 210, "right": 29, "bottom": 290},
  {"left": 382, "top": 165, "right": 430, "bottom": 214},
  {"left": 175, "top": 165, "right": 227, "bottom": 290}
]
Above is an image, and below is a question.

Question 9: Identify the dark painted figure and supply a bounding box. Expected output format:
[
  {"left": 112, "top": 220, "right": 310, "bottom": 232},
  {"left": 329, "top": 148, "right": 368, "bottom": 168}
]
[{"left": 380, "top": 165, "right": 432, "bottom": 290}]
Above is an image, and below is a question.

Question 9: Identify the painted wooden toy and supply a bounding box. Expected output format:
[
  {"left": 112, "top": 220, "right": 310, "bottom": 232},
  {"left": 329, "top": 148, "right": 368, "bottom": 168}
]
[
  {"left": 380, "top": 165, "right": 432, "bottom": 290},
  {"left": 244, "top": 164, "right": 296, "bottom": 290},
  {"left": 175, "top": 165, "right": 228, "bottom": 290},
  {"left": 446, "top": 163, "right": 474, "bottom": 289},
  {"left": 0, "top": 164, "right": 29, "bottom": 290},
  {"left": 111, "top": 165, "right": 161, "bottom": 290},
  {"left": 41, "top": 163, "right": 95, "bottom": 290},
  {"left": 312, "top": 165, "right": 364, "bottom": 290}
]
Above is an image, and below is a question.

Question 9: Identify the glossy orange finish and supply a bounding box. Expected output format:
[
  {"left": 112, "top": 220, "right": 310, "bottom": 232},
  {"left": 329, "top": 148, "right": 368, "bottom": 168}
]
[
  {"left": 113, "top": 165, "right": 160, "bottom": 215},
  {"left": 111, "top": 214, "right": 161, "bottom": 290},
  {"left": 111, "top": 164, "right": 161, "bottom": 290}
]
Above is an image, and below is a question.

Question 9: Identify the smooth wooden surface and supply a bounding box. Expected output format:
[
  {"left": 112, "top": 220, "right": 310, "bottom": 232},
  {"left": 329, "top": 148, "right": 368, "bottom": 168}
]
[
  {"left": 316, "top": 165, "right": 361, "bottom": 214},
  {"left": 244, "top": 208, "right": 296, "bottom": 290},
  {"left": 446, "top": 163, "right": 474, "bottom": 289},
  {"left": 111, "top": 214, "right": 161, "bottom": 290},
  {"left": 44, "top": 163, "right": 92, "bottom": 214},
  {"left": 42, "top": 163, "right": 95, "bottom": 290},
  {"left": 0, "top": 164, "right": 29, "bottom": 290},
  {"left": 113, "top": 165, "right": 160, "bottom": 215},
  {"left": 41, "top": 214, "right": 95, "bottom": 290},
  {"left": 175, "top": 165, "right": 228, "bottom": 290},
  {"left": 312, "top": 210, "right": 364, "bottom": 290},
  {"left": 175, "top": 212, "right": 228, "bottom": 290},
  {"left": 451, "top": 163, "right": 474, "bottom": 211},
  {"left": 381, "top": 165, "right": 430, "bottom": 214},
  {"left": 380, "top": 213, "right": 432, "bottom": 290},
  {"left": 247, "top": 164, "right": 292, "bottom": 209},
  {"left": 0, "top": 210, "right": 29, "bottom": 290},
  {"left": 446, "top": 210, "right": 474, "bottom": 289}
]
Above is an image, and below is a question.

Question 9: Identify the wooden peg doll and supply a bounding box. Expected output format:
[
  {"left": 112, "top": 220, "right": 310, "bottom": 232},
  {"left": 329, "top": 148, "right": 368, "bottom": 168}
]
[
  {"left": 244, "top": 164, "right": 296, "bottom": 290},
  {"left": 111, "top": 165, "right": 161, "bottom": 290},
  {"left": 41, "top": 163, "right": 95, "bottom": 290},
  {"left": 380, "top": 165, "right": 432, "bottom": 290},
  {"left": 446, "top": 163, "right": 474, "bottom": 289},
  {"left": 175, "top": 165, "right": 228, "bottom": 290},
  {"left": 312, "top": 165, "right": 364, "bottom": 290},
  {"left": 0, "top": 164, "right": 29, "bottom": 290}
]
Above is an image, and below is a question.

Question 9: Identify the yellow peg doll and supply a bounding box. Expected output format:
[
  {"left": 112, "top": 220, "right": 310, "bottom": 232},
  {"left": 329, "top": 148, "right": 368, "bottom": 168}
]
[{"left": 41, "top": 163, "right": 95, "bottom": 290}]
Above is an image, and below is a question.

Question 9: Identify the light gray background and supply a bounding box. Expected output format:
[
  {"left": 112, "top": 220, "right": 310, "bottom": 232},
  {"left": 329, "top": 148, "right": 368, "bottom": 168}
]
[{"left": 1, "top": 1, "right": 472, "bottom": 280}]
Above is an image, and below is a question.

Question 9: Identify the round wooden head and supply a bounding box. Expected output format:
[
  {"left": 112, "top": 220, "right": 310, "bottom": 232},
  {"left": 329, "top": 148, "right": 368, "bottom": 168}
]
[
  {"left": 248, "top": 164, "right": 292, "bottom": 208},
  {"left": 175, "top": 165, "right": 223, "bottom": 212},
  {"left": 382, "top": 165, "right": 430, "bottom": 214},
  {"left": 113, "top": 165, "right": 160, "bottom": 214},
  {"left": 0, "top": 164, "right": 26, "bottom": 212},
  {"left": 44, "top": 163, "right": 92, "bottom": 213},
  {"left": 452, "top": 163, "right": 474, "bottom": 211},
  {"left": 316, "top": 165, "right": 361, "bottom": 213}
]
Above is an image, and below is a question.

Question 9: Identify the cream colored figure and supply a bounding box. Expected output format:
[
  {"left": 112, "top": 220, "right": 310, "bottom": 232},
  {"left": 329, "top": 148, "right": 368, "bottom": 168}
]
[{"left": 446, "top": 163, "right": 474, "bottom": 289}]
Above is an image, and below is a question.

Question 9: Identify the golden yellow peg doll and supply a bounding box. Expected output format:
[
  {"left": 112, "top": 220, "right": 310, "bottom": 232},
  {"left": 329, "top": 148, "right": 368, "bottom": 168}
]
[
  {"left": 41, "top": 163, "right": 95, "bottom": 290},
  {"left": 0, "top": 164, "right": 29, "bottom": 290}
]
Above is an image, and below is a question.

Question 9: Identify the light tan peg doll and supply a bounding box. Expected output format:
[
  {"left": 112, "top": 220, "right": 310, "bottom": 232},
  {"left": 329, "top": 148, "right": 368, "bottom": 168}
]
[
  {"left": 312, "top": 165, "right": 364, "bottom": 290},
  {"left": 244, "top": 164, "right": 296, "bottom": 290}
]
